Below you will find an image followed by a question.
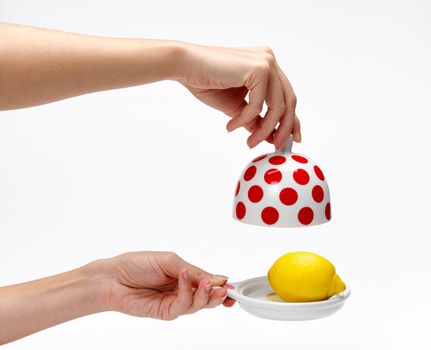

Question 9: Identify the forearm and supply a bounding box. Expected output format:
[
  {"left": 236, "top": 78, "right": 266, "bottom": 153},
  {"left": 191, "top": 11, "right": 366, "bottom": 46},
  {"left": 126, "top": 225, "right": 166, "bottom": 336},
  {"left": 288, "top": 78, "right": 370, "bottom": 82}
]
[
  {"left": 0, "top": 23, "right": 184, "bottom": 110},
  {"left": 0, "top": 262, "right": 109, "bottom": 345}
]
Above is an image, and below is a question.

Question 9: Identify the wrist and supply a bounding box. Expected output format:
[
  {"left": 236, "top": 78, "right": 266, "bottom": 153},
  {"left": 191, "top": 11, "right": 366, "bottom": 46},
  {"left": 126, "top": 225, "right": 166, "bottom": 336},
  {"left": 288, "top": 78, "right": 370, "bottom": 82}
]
[
  {"left": 161, "top": 40, "right": 190, "bottom": 82},
  {"left": 131, "top": 39, "right": 190, "bottom": 82},
  {"left": 0, "top": 260, "right": 114, "bottom": 343},
  {"left": 82, "top": 258, "right": 117, "bottom": 313},
  {"left": 167, "top": 41, "right": 199, "bottom": 84}
]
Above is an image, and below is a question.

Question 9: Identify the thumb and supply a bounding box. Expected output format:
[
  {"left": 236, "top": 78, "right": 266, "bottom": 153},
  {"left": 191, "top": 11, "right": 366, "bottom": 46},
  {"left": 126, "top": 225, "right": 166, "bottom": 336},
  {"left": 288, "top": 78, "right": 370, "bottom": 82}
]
[
  {"left": 185, "top": 264, "right": 228, "bottom": 287},
  {"left": 167, "top": 253, "right": 228, "bottom": 287}
]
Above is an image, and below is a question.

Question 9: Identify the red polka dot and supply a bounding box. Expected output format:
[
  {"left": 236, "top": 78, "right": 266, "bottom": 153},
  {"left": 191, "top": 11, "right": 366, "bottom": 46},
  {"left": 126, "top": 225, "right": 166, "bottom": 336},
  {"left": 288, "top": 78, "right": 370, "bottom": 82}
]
[
  {"left": 235, "top": 181, "right": 240, "bottom": 196},
  {"left": 314, "top": 165, "right": 325, "bottom": 181},
  {"left": 261, "top": 207, "right": 279, "bottom": 225},
  {"left": 293, "top": 169, "right": 310, "bottom": 185},
  {"left": 298, "top": 207, "right": 314, "bottom": 225},
  {"left": 236, "top": 202, "right": 246, "bottom": 220},
  {"left": 325, "top": 202, "right": 331, "bottom": 220},
  {"left": 248, "top": 185, "right": 264, "bottom": 203},
  {"left": 292, "top": 155, "right": 308, "bottom": 164},
  {"left": 269, "top": 156, "right": 286, "bottom": 165},
  {"left": 279, "top": 187, "right": 298, "bottom": 206},
  {"left": 312, "top": 185, "right": 324, "bottom": 203},
  {"left": 244, "top": 166, "right": 257, "bottom": 181},
  {"left": 264, "top": 168, "right": 282, "bottom": 184},
  {"left": 252, "top": 154, "right": 267, "bottom": 163}
]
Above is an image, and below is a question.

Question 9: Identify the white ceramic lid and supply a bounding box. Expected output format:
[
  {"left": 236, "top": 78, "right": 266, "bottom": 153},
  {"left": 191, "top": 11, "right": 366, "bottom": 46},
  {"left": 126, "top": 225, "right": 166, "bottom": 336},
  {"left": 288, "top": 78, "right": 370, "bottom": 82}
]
[{"left": 232, "top": 137, "right": 331, "bottom": 227}]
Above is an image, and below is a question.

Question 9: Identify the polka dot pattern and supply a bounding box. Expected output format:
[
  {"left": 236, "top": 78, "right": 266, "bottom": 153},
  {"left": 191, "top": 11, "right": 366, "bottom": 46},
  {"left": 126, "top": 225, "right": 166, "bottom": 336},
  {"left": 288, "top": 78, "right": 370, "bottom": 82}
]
[
  {"left": 248, "top": 185, "right": 264, "bottom": 203},
  {"left": 244, "top": 166, "right": 257, "bottom": 181},
  {"left": 292, "top": 155, "right": 308, "bottom": 164},
  {"left": 264, "top": 169, "right": 282, "bottom": 185},
  {"left": 325, "top": 202, "right": 331, "bottom": 220},
  {"left": 312, "top": 185, "right": 324, "bottom": 203},
  {"left": 235, "top": 181, "right": 240, "bottom": 197},
  {"left": 269, "top": 156, "right": 286, "bottom": 165},
  {"left": 314, "top": 165, "right": 325, "bottom": 181},
  {"left": 279, "top": 188, "right": 298, "bottom": 206},
  {"left": 298, "top": 207, "right": 314, "bottom": 225},
  {"left": 252, "top": 154, "right": 267, "bottom": 163},
  {"left": 261, "top": 207, "right": 279, "bottom": 225},
  {"left": 293, "top": 169, "right": 310, "bottom": 185},
  {"left": 236, "top": 202, "right": 246, "bottom": 220},
  {"left": 233, "top": 148, "right": 331, "bottom": 226}
]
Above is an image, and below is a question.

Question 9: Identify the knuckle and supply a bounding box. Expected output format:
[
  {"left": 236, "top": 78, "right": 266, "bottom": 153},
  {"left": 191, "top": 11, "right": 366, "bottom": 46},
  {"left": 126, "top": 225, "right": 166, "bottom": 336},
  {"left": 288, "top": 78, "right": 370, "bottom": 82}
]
[
  {"left": 192, "top": 266, "right": 206, "bottom": 278},
  {"left": 260, "top": 46, "right": 274, "bottom": 56},
  {"left": 205, "top": 302, "right": 216, "bottom": 309},
  {"left": 277, "top": 102, "right": 287, "bottom": 114},
  {"left": 264, "top": 53, "right": 276, "bottom": 67},
  {"left": 289, "top": 94, "right": 297, "bottom": 107},
  {"left": 256, "top": 62, "right": 271, "bottom": 75},
  {"left": 165, "top": 251, "right": 178, "bottom": 262},
  {"left": 191, "top": 304, "right": 201, "bottom": 313},
  {"left": 249, "top": 103, "right": 263, "bottom": 115},
  {"left": 242, "top": 105, "right": 261, "bottom": 120},
  {"left": 254, "top": 59, "right": 273, "bottom": 75},
  {"left": 167, "top": 314, "right": 178, "bottom": 321}
]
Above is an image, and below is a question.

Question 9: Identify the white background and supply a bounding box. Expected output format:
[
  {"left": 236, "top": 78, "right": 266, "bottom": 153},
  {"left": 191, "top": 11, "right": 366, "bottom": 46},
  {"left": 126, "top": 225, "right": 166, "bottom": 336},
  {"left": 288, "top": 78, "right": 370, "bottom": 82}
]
[{"left": 1, "top": 0, "right": 430, "bottom": 349}]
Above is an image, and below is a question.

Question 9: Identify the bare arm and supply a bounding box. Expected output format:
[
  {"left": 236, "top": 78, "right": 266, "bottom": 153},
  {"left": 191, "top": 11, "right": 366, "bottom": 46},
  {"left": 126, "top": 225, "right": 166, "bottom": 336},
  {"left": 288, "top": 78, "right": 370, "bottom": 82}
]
[
  {"left": 0, "top": 264, "right": 106, "bottom": 344},
  {"left": 0, "top": 23, "right": 300, "bottom": 148},
  {"left": 0, "top": 23, "right": 181, "bottom": 109},
  {"left": 0, "top": 252, "right": 230, "bottom": 345}
]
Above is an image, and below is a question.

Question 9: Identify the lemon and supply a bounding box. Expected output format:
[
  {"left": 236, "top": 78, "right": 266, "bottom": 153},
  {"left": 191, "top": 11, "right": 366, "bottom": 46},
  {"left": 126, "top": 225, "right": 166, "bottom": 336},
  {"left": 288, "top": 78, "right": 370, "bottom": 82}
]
[{"left": 268, "top": 252, "right": 346, "bottom": 302}]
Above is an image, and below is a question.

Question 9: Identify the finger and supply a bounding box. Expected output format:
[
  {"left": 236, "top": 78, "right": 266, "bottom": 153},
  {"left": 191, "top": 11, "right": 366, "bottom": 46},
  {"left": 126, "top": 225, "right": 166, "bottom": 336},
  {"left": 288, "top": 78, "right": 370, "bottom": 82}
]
[
  {"left": 292, "top": 114, "right": 301, "bottom": 142},
  {"left": 164, "top": 253, "right": 228, "bottom": 287},
  {"left": 226, "top": 100, "right": 274, "bottom": 144},
  {"left": 186, "top": 278, "right": 211, "bottom": 314},
  {"left": 244, "top": 116, "right": 275, "bottom": 144},
  {"left": 247, "top": 71, "right": 285, "bottom": 148},
  {"left": 205, "top": 287, "right": 228, "bottom": 309},
  {"left": 272, "top": 62, "right": 298, "bottom": 149},
  {"left": 169, "top": 269, "right": 193, "bottom": 319},
  {"left": 226, "top": 77, "right": 268, "bottom": 132},
  {"left": 186, "top": 265, "right": 227, "bottom": 287},
  {"left": 179, "top": 263, "right": 227, "bottom": 287},
  {"left": 223, "top": 297, "right": 236, "bottom": 308}
]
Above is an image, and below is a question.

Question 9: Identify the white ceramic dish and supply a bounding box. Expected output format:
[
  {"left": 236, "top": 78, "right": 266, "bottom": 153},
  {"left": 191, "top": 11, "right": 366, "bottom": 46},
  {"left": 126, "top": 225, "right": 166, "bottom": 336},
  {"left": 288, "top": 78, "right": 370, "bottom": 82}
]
[{"left": 226, "top": 276, "right": 350, "bottom": 321}]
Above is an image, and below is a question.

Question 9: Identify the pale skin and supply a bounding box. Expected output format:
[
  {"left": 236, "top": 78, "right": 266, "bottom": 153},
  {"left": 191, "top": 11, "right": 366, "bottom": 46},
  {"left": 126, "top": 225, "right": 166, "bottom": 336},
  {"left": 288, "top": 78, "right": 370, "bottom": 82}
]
[
  {"left": 0, "top": 23, "right": 301, "bottom": 344},
  {"left": 0, "top": 252, "right": 232, "bottom": 344}
]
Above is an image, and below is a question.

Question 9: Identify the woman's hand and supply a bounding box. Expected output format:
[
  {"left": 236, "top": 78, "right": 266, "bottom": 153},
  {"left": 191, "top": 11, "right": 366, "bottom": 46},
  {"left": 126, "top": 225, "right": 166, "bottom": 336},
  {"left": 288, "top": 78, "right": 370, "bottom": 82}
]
[
  {"left": 0, "top": 23, "right": 300, "bottom": 148},
  {"left": 0, "top": 251, "right": 234, "bottom": 344},
  {"left": 100, "top": 251, "right": 235, "bottom": 320},
  {"left": 177, "top": 44, "right": 301, "bottom": 149}
]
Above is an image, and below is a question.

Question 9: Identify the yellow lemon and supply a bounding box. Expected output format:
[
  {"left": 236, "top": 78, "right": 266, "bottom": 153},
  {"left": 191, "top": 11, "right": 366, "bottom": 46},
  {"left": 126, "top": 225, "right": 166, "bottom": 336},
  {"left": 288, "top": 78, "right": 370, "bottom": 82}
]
[{"left": 268, "top": 251, "right": 346, "bottom": 302}]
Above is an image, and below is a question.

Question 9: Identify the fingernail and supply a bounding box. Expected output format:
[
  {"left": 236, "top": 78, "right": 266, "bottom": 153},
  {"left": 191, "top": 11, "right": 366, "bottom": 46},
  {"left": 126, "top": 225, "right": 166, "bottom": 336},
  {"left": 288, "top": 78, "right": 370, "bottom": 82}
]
[
  {"left": 213, "top": 275, "right": 228, "bottom": 281},
  {"left": 221, "top": 293, "right": 228, "bottom": 302},
  {"left": 226, "top": 123, "right": 236, "bottom": 132},
  {"left": 295, "top": 132, "right": 302, "bottom": 143},
  {"left": 211, "top": 275, "right": 228, "bottom": 285},
  {"left": 248, "top": 141, "right": 257, "bottom": 149}
]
